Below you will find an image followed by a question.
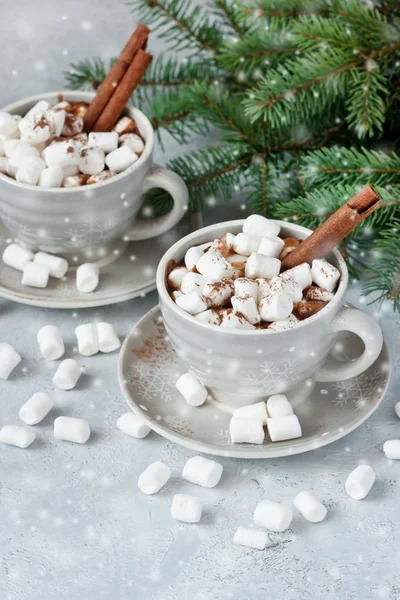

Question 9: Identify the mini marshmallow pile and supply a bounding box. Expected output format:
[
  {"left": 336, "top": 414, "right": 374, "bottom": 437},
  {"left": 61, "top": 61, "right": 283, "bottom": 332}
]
[
  {"left": 0, "top": 101, "right": 144, "bottom": 187},
  {"left": 167, "top": 215, "right": 340, "bottom": 330},
  {"left": 2, "top": 242, "right": 100, "bottom": 292}
]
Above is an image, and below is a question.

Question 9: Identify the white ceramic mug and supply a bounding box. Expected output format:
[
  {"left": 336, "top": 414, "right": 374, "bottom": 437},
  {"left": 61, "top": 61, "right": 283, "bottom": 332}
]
[
  {"left": 0, "top": 91, "right": 188, "bottom": 261},
  {"left": 157, "top": 219, "right": 384, "bottom": 407}
]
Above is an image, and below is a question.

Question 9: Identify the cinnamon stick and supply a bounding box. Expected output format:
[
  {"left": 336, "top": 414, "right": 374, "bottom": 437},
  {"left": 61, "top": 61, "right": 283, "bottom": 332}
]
[
  {"left": 280, "top": 184, "right": 381, "bottom": 271},
  {"left": 92, "top": 49, "right": 152, "bottom": 132},
  {"left": 83, "top": 24, "right": 150, "bottom": 133}
]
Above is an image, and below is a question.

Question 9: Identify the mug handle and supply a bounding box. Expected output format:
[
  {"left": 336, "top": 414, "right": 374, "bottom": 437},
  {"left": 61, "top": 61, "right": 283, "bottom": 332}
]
[
  {"left": 124, "top": 166, "right": 189, "bottom": 241},
  {"left": 315, "top": 306, "right": 383, "bottom": 382}
]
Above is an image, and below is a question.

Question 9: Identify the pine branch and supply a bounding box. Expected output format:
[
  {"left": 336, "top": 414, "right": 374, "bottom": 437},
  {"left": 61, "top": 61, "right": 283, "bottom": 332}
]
[
  {"left": 65, "top": 58, "right": 107, "bottom": 90},
  {"left": 139, "top": 55, "right": 219, "bottom": 86},
  {"left": 213, "top": 0, "right": 248, "bottom": 36},
  {"left": 345, "top": 67, "right": 389, "bottom": 138},
  {"left": 238, "top": 0, "right": 331, "bottom": 19}
]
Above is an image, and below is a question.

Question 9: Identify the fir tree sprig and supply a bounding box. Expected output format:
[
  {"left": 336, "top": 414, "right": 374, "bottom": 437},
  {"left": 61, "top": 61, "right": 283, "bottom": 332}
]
[{"left": 65, "top": 58, "right": 108, "bottom": 90}]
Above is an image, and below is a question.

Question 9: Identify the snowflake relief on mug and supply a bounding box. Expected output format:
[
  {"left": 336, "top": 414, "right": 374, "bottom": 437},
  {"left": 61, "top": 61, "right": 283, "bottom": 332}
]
[{"left": 243, "top": 358, "right": 299, "bottom": 393}]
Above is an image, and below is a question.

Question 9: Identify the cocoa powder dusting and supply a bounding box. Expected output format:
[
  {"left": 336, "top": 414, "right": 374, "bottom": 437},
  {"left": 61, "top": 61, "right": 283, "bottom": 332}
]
[{"left": 131, "top": 319, "right": 171, "bottom": 367}]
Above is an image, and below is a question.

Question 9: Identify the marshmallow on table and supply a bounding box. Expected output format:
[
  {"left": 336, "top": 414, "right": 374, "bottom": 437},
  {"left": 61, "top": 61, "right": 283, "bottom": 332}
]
[
  {"left": 176, "top": 372, "right": 208, "bottom": 407},
  {"left": 233, "top": 401, "right": 268, "bottom": 424},
  {"left": 54, "top": 416, "right": 90, "bottom": 444},
  {"left": 117, "top": 412, "right": 150, "bottom": 439},
  {"left": 37, "top": 325, "right": 65, "bottom": 360},
  {"left": 75, "top": 323, "right": 99, "bottom": 356},
  {"left": 7, "top": 144, "right": 39, "bottom": 177},
  {"left": 281, "top": 263, "right": 312, "bottom": 290},
  {"left": 231, "top": 295, "right": 260, "bottom": 325},
  {"left": 0, "top": 343, "right": 22, "bottom": 379},
  {"left": 0, "top": 112, "right": 19, "bottom": 136},
  {"left": 119, "top": 133, "right": 145, "bottom": 154},
  {"left": 96, "top": 322, "right": 120, "bottom": 353},
  {"left": 175, "top": 291, "right": 208, "bottom": 315},
  {"left": 34, "top": 252, "right": 68, "bottom": 278},
  {"left": 105, "top": 145, "right": 138, "bottom": 173},
  {"left": 311, "top": 258, "right": 340, "bottom": 292},
  {"left": 383, "top": 440, "right": 400, "bottom": 459},
  {"left": 258, "top": 236, "right": 285, "bottom": 258},
  {"left": 294, "top": 491, "right": 327, "bottom": 523},
  {"left": 395, "top": 402, "right": 400, "bottom": 419},
  {"left": 196, "top": 250, "right": 235, "bottom": 282},
  {"left": 78, "top": 146, "right": 105, "bottom": 175},
  {"left": 16, "top": 156, "right": 45, "bottom": 185},
  {"left": 53, "top": 359, "right": 81, "bottom": 390},
  {"left": 234, "top": 277, "right": 258, "bottom": 300},
  {"left": 19, "top": 392, "right": 53, "bottom": 425},
  {"left": 232, "top": 233, "right": 260, "bottom": 257},
  {"left": 233, "top": 526, "right": 271, "bottom": 550},
  {"left": 243, "top": 215, "right": 280, "bottom": 239},
  {"left": 267, "top": 395, "right": 293, "bottom": 418},
  {"left": 268, "top": 315, "right": 299, "bottom": 331},
  {"left": 267, "top": 415, "right": 302, "bottom": 442},
  {"left": 269, "top": 275, "right": 302, "bottom": 302},
  {"left": 38, "top": 166, "right": 64, "bottom": 188},
  {"left": 195, "top": 309, "right": 221, "bottom": 326},
  {"left": 257, "top": 278, "right": 271, "bottom": 302},
  {"left": 21, "top": 262, "right": 49, "bottom": 288},
  {"left": 245, "top": 253, "right": 280, "bottom": 280},
  {"left": 220, "top": 311, "right": 255, "bottom": 330},
  {"left": 167, "top": 266, "right": 189, "bottom": 290},
  {"left": 254, "top": 499, "right": 293, "bottom": 532},
  {"left": 171, "top": 494, "right": 202, "bottom": 523},
  {"left": 345, "top": 465, "right": 375, "bottom": 500},
  {"left": 259, "top": 293, "right": 293, "bottom": 322},
  {"left": 202, "top": 279, "right": 234, "bottom": 307},
  {"left": 0, "top": 425, "right": 35, "bottom": 448},
  {"left": 181, "top": 272, "right": 206, "bottom": 295},
  {"left": 182, "top": 455, "right": 223, "bottom": 488},
  {"left": 76, "top": 263, "right": 100, "bottom": 293},
  {"left": 138, "top": 461, "right": 171, "bottom": 495},
  {"left": 2, "top": 243, "right": 34, "bottom": 271},
  {"left": 230, "top": 417, "right": 264, "bottom": 444},
  {"left": 184, "top": 243, "right": 210, "bottom": 271}
]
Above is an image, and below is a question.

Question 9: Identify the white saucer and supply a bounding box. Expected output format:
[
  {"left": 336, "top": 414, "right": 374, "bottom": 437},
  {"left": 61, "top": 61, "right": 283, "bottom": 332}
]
[
  {"left": 0, "top": 212, "right": 201, "bottom": 308},
  {"left": 118, "top": 306, "right": 391, "bottom": 459}
]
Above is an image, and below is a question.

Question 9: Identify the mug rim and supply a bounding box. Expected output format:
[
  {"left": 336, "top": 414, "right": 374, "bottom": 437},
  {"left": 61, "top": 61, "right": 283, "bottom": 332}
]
[
  {"left": 156, "top": 218, "right": 349, "bottom": 335},
  {"left": 0, "top": 90, "right": 154, "bottom": 193}
]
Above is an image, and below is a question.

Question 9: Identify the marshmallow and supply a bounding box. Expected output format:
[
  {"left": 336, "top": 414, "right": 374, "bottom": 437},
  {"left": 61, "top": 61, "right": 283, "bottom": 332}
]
[
  {"left": 220, "top": 311, "right": 255, "bottom": 330},
  {"left": 202, "top": 279, "right": 234, "bottom": 306},
  {"left": 383, "top": 440, "right": 400, "bottom": 459},
  {"left": 0, "top": 156, "right": 8, "bottom": 173},
  {"left": 117, "top": 412, "right": 150, "bottom": 438},
  {"left": 52, "top": 359, "right": 81, "bottom": 390},
  {"left": 62, "top": 174, "right": 88, "bottom": 187},
  {"left": 15, "top": 156, "right": 45, "bottom": 185},
  {"left": 42, "top": 140, "right": 79, "bottom": 169},
  {"left": 0, "top": 343, "right": 22, "bottom": 379},
  {"left": 345, "top": 465, "right": 375, "bottom": 500},
  {"left": 243, "top": 215, "right": 280, "bottom": 239},
  {"left": 245, "top": 253, "right": 280, "bottom": 280},
  {"left": 87, "top": 170, "right": 117, "bottom": 184},
  {"left": 181, "top": 272, "right": 206, "bottom": 295},
  {"left": 196, "top": 250, "right": 235, "bottom": 282},
  {"left": 175, "top": 291, "right": 208, "bottom": 315},
  {"left": 75, "top": 323, "right": 99, "bottom": 356},
  {"left": 267, "top": 315, "right": 299, "bottom": 331},
  {"left": 254, "top": 499, "right": 293, "bottom": 532},
  {"left": 233, "top": 401, "right": 268, "bottom": 424},
  {"left": 195, "top": 309, "right": 221, "bottom": 326},
  {"left": 232, "top": 233, "right": 260, "bottom": 256},
  {"left": 234, "top": 277, "right": 258, "bottom": 300},
  {"left": 21, "top": 262, "right": 50, "bottom": 288},
  {"left": 267, "top": 395, "right": 293, "bottom": 418},
  {"left": 53, "top": 101, "right": 71, "bottom": 111},
  {"left": 257, "top": 278, "right": 271, "bottom": 302},
  {"left": 34, "top": 252, "right": 68, "bottom": 278},
  {"left": 311, "top": 258, "right": 340, "bottom": 292},
  {"left": 76, "top": 263, "right": 100, "bottom": 293},
  {"left": 280, "top": 237, "right": 301, "bottom": 260},
  {"left": 258, "top": 236, "right": 285, "bottom": 258},
  {"left": 269, "top": 275, "right": 302, "bottom": 302},
  {"left": 171, "top": 290, "right": 183, "bottom": 301},
  {"left": 78, "top": 146, "right": 105, "bottom": 175},
  {"left": 167, "top": 266, "right": 189, "bottom": 290},
  {"left": 226, "top": 253, "right": 248, "bottom": 266},
  {"left": 21, "top": 101, "right": 51, "bottom": 125},
  {"left": 281, "top": 262, "right": 312, "bottom": 290},
  {"left": 20, "top": 113, "right": 53, "bottom": 146},
  {"left": 184, "top": 243, "right": 210, "bottom": 271},
  {"left": 171, "top": 494, "right": 202, "bottom": 523},
  {"left": 138, "top": 461, "right": 171, "bottom": 494},
  {"left": 182, "top": 456, "right": 223, "bottom": 488},
  {"left": 7, "top": 144, "right": 40, "bottom": 177},
  {"left": 62, "top": 163, "right": 80, "bottom": 177},
  {"left": 211, "top": 232, "right": 235, "bottom": 255},
  {"left": 395, "top": 402, "right": 400, "bottom": 419},
  {"left": 267, "top": 415, "right": 302, "bottom": 442},
  {"left": 54, "top": 416, "right": 90, "bottom": 444},
  {"left": 62, "top": 114, "right": 83, "bottom": 137},
  {"left": 38, "top": 166, "right": 64, "bottom": 188},
  {"left": 0, "top": 112, "right": 19, "bottom": 136},
  {"left": 0, "top": 425, "right": 35, "bottom": 448},
  {"left": 304, "top": 285, "right": 334, "bottom": 302},
  {"left": 176, "top": 372, "right": 208, "bottom": 407},
  {"left": 233, "top": 526, "right": 271, "bottom": 550},
  {"left": 3, "top": 138, "right": 21, "bottom": 157},
  {"left": 96, "top": 322, "right": 120, "bottom": 353},
  {"left": 105, "top": 145, "right": 138, "bottom": 173},
  {"left": 46, "top": 109, "right": 66, "bottom": 137},
  {"left": 294, "top": 491, "right": 327, "bottom": 523},
  {"left": 113, "top": 116, "right": 137, "bottom": 135},
  {"left": 70, "top": 132, "right": 88, "bottom": 150},
  {"left": 19, "top": 392, "right": 53, "bottom": 425},
  {"left": 37, "top": 325, "right": 65, "bottom": 360},
  {"left": 230, "top": 416, "right": 264, "bottom": 444},
  {"left": 119, "top": 133, "right": 144, "bottom": 154},
  {"left": 259, "top": 293, "right": 293, "bottom": 322},
  {"left": 231, "top": 295, "right": 260, "bottom": 325},
  {"left": 2, "top": 243, "right": 34, "bottom": 271}
]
